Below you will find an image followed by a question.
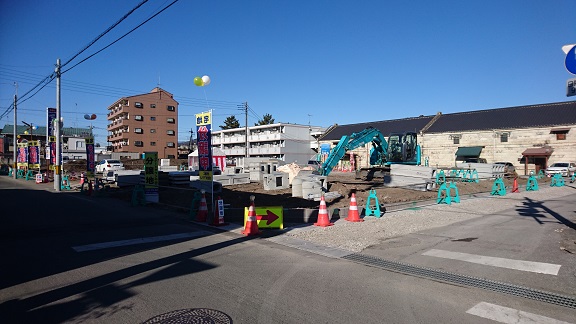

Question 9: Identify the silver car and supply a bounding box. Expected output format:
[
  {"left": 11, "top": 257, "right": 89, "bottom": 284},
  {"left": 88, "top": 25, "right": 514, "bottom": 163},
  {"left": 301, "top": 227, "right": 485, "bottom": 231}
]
[
  {"left": 545, "top": 162, "right": 576, "bottom": 177},
  {"left": 96, "top": 159, "right": 125, "bottom": 173}
]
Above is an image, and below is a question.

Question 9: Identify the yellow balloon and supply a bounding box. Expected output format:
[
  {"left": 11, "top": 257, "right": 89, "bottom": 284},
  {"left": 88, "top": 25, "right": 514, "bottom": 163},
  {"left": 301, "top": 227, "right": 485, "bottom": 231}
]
[{"left": 194, "top": 76, "right": 203, "bottom": 86}]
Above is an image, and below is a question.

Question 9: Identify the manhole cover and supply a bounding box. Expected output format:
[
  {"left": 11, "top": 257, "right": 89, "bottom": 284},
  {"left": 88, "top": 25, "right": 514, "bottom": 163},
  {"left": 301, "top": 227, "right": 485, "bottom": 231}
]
[{"left": 143, "top": 308, "right": 232, "bottom": 324}]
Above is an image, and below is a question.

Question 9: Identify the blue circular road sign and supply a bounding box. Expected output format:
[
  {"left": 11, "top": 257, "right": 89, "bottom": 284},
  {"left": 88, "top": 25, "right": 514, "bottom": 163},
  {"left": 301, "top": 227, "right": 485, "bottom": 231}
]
[{"left": 566, "top": 45, "right": 576, "bottom": 75}]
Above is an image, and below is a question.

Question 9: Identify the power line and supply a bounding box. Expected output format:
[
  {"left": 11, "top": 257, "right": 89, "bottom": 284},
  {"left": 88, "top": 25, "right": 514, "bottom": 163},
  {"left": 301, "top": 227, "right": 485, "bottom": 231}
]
[
  {"left": 62, "top": 0, "right": 181, "bottom": 74},
  {"left": 62, "top": 0, "right": 149, "bottom": 68}
]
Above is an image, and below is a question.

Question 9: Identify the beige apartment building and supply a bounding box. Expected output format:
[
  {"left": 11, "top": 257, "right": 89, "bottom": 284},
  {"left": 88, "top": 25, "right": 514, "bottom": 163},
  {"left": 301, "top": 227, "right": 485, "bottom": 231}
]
[{"left": 107, "top": 88, "right": 179, "bottom": 158}]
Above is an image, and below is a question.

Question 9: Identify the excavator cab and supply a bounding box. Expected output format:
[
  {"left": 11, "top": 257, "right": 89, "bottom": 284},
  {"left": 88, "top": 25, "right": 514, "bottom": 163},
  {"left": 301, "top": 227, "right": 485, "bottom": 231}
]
[{"left": 387, "top": 132, "right": 420, "bottom": 165}]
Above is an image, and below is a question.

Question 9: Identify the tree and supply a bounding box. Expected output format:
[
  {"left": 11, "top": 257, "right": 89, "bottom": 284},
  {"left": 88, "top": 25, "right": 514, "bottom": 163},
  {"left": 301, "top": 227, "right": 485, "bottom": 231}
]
[
  {"left": 220, "top": 115, "right": 240, "bottom": 129},
  {"left": 255, "top": 113, "right": 275, "bottom": 126}
]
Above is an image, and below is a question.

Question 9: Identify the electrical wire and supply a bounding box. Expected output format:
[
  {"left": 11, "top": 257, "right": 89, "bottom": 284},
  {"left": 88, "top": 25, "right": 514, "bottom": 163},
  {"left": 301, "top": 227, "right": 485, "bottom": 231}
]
[
  {"left": 62, "top": 0, "right": 180, "bottom": 74},
  {"left": 62, "top": 0, "right": 149, "bottom": 68}
]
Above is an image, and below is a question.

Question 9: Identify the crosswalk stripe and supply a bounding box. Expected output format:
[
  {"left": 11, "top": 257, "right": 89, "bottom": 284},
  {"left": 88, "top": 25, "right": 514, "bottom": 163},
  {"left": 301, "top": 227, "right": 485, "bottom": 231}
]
[
  {"left": 72, "top": 232, "right": 207, "bottom": 252},
  {"left": 422, "top": 249, "right": 561, "bottom": 275},
  {"left": 466, "top": 302, "right": 572, "bottom": 324}
]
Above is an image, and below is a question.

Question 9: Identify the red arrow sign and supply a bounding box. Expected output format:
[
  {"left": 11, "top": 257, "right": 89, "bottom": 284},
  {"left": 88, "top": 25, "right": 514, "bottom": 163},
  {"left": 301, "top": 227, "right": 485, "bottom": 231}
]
[{"left": 256, "top": 210, "right": 279, "bottom": 225}]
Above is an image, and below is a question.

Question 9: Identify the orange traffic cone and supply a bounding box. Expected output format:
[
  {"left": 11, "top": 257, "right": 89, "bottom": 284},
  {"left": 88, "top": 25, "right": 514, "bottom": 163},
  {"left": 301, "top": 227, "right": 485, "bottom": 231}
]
[
  {"left": 211, "top": 196, "right": 228, "bottom": 226},
  {"left": 242, "top": 196, "right": 261, "bottom": 236},
  {"left": 196, "top": 191, "right": 208, "bottom": 222},
  {"left": 512, "top": 177, "right": 519, "bottom": 193},
  {"left": 345, "top": 193, "right": 364, "bottom": 222},
  {"left": 314, "top": 195, "right": 334, "bottom": 227}
]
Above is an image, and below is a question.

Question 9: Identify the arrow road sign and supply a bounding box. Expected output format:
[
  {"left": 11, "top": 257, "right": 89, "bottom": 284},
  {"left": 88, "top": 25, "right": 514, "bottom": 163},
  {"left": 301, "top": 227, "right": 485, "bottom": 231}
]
[{"left": 564, "top": 44, "right": 576, "bottom": 74}]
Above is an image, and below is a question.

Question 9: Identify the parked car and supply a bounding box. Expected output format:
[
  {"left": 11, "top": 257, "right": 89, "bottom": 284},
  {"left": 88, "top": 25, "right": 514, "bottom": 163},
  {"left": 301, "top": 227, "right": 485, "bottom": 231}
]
[
  {"left": 494, "top": 162, "right": 516, "bottom": 175},
  {"left": 95, "top": 159, "right": 125, "bottom": 173},
  {"left": 545, "top": 162, "right": 576, "bottom": 177},
  {"left": 464, "top": 157, "right": 487, "bottom": 163}
]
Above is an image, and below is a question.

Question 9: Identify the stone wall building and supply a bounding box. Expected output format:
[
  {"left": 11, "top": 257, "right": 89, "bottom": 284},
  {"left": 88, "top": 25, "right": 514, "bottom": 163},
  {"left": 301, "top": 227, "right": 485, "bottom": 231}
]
[{"left": 319, "top": 101, "right": 576, "bottom": 175}]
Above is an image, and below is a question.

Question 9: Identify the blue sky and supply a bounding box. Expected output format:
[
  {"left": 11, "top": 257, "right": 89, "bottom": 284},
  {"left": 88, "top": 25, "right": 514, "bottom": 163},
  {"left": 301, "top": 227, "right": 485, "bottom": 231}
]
[{"left": 1, "top": 0, "right": 575, "bottom": 146}]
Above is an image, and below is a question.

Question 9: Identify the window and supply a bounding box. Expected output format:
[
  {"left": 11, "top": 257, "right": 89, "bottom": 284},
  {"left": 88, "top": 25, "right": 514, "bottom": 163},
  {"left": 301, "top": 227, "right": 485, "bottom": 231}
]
[
  {"left": 167, "top": 142, "right": 175, "bottom": 147},
  {"left": 122, "top": 99, "right": 128, "bottom": 105},
  {"left": 151, "top": 142, "right": 156, "bottom": 146},
  {"left": 150, "top": 129, "right": 156, "bottom": 133},
  {"left": 135, "top": 141, "right": 143, "bottom": 147},
  {"left": 135, "top": 128, "right": 143, "bottom": 134},
  {"left": 167, "top": 130, "right": 175, "bottom": 135},
  {"left": 150, "top": 104, "right": 156, "bottom": 108},
  {"left": 500, "top": 133, "right": 508, "bottom": 143},
  {"left": 150, "top": 116, "right": 156, "bottom": 121},
  {"left": 453, "top": 137, "right": 460, "bottom": 144},
  {"left": 135, "top": 102, "right": 143, "bottom": 108},
  {"left": 135, "top": 115, "right": 143, "bottom": 121},
  {"left": 167, "top": 105, "right": 175, "bottom": 111},
  {"left": 550, "top": 128, "right": 570, "bottom": 140},
  {"left": 167, "top": 118, "right": 175, "bottom": 123}
]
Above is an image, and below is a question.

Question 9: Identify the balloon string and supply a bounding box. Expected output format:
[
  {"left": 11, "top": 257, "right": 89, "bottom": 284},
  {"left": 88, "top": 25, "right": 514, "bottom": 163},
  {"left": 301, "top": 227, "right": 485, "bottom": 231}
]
[{"left": 203, "top": 88, "right": 210, "bottom": 110}]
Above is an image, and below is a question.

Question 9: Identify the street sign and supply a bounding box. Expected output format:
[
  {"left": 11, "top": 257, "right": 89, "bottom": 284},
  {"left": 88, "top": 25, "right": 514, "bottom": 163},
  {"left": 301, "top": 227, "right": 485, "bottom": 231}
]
[
  {"left": 568, "top": 78, "right": 576, "bottom": 97},
  {"left": 564, "top": 44, "right": 576, "bottom": 74}
]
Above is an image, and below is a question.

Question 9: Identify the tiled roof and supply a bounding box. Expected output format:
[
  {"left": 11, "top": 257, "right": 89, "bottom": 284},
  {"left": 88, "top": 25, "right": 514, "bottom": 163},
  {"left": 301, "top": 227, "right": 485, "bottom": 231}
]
[
  {"left": 425, "top": 101, "right": 576, "bottom": 133},
  {"left": 321, "top": 115, "right": 436, "bottom": 141},
  {"left": 0, "top": 124, "right": 91, "bottom": 137}
]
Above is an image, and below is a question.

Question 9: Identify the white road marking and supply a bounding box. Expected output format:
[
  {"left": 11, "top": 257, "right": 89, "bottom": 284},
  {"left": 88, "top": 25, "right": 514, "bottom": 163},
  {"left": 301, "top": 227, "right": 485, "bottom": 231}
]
[
  {"left": 466, "top": 302, "right": 573, "bottom": 324},
  {"left": 422, "top": 249, "right": 561, "bottom": 275},
  {"left": 72, "top": 232, "right": 207, "bottom": 252}
]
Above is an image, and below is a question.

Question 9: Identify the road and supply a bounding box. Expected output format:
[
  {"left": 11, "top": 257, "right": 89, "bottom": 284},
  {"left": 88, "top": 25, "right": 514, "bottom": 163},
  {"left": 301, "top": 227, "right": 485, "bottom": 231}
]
[{"left": 0, "top": 176, "right": 574, "bottom": 323}]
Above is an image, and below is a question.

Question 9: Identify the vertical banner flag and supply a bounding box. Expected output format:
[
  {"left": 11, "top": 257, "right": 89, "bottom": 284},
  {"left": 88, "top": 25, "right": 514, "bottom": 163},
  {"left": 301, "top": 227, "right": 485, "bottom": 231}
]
[
  {"left": 17, "top": 143, "right": 28, "bottom": 168},
  {"left": 49, "top": 136, "right": 56, "bottom": 170},
  {"left": 85, "top": 137, "right": 95, "bottom": 176},
  {"left": 28, "top": 141, "right": 40, "bottom": 169},
  {"left": 47, "top": 108, "right": 56, "bottom": 162},
  {"left": 195, "top": 111, "right": 213, "bottom": 181},
  {"left": 143, "top": 152, "right": 159, "bottom": 203}
]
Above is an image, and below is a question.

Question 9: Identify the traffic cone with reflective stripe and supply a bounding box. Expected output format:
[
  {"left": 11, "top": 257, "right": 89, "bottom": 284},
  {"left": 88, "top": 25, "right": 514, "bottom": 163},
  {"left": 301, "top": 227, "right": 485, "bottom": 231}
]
[
  {"left": 242, "top": 196, "right": 261, "bottom": 236},
  {"left": 314, "top": 194, "right": 334, "bottom": 227},
  {"left": 512, "top": 177, "right": 519, "bottom": 193},
  {"left": 345, "top": 193, "right": 363, "bottom": 222},
  {"left": 196, "top": 191, "right": 208, "bottom": 222}
]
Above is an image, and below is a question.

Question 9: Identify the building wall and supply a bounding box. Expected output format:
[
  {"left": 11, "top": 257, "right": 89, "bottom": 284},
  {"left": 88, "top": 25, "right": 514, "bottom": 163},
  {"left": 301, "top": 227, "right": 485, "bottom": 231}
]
[
  {"left": 107, "top": 88, "right": 178, "bottom": 159},
  {"left": 420, "top": 125, "right": 575, "bottom": 174},
  {"left": 212, "top": 123, "right": 321, "bottom": 165},
  {"left": 317, "top": 125, "right": 575, "bottom": 175}
]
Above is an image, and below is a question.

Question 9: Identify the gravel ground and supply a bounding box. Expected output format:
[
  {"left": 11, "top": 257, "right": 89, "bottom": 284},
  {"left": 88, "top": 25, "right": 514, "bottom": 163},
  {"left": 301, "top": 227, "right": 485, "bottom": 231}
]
[{"left": 285, "top": 186, "right": 576, "bottom": 253}]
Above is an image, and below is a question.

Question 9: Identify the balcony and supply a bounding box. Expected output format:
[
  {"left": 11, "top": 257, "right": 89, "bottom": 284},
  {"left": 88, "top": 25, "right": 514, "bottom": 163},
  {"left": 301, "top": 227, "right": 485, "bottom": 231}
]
[
  {"left": 249, "top": 132, "right": 282, "bottom": 142},
  {"left": 107, "top": 106, "right": 124, "bottom": 118},
  {"left": 249, "top": 146, "right": 282, "bottom": 155}
]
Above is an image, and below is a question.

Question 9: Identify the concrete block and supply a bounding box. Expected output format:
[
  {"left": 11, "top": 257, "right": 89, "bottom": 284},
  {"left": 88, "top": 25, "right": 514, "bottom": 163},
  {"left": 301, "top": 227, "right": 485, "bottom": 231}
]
[{"left": 263, "top": 172, "right": 289, "bottom": 190}]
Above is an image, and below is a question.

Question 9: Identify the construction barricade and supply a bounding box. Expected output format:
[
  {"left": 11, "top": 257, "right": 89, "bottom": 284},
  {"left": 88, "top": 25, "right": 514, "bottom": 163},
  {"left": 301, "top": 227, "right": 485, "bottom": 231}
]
[{"left": 437, "top": 182, "right": 460, "bottom": 205}]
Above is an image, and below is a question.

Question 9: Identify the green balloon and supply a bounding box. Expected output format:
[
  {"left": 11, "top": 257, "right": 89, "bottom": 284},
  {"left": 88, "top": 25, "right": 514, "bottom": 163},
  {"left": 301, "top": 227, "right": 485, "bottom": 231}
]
[{"left": 194, "top": 76, "right": 203, "bottom": 86}]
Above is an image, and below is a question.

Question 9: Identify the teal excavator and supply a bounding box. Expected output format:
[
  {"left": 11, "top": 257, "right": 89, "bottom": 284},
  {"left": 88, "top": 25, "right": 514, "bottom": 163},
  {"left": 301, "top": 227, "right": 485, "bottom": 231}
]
[{"left": 318, "top": 127, "right": 421, "bottom": 177}]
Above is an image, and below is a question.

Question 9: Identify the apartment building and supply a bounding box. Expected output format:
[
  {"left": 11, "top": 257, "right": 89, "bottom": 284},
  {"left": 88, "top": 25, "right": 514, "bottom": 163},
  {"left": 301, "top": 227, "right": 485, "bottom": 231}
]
[
  {"left": 212, "top": 123, "right": 323, "bottom": 166},
  {"left": 107, "top": 88, "right": 179, "bottom": 158}
]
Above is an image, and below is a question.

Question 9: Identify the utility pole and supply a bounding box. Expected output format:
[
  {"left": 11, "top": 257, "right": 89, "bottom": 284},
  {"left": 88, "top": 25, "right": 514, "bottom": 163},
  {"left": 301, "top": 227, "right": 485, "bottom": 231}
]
[
  {"left": 244, "top": 102, "right": 248, "bottom": 158},
  {"left": 13, "top": 92, "right": 17, "bottom": 179},
  {"left": 188, "top": 128, "right": 194, "bottom": 153},
  {"left": 54, "top": 58, "right": 62, "bottom": 191}
]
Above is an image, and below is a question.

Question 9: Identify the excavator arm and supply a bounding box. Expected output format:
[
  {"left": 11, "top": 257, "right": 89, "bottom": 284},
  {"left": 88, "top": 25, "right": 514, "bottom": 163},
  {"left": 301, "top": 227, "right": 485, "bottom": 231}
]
[{"left": 319, "top": 127, "right": 389, "bottom": 176}]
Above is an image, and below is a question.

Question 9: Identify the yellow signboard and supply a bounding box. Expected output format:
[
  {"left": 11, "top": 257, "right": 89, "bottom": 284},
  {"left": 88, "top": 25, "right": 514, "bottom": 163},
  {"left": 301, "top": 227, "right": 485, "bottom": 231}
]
[
  {"left": 199, "top": 171, "right": 213, "bottom": 181},
  {"left": 244, "top": 206, "right": 284, "bottom": 229},
  {"left": 195, "top": 112, "right": 212, "bottom": 126}
]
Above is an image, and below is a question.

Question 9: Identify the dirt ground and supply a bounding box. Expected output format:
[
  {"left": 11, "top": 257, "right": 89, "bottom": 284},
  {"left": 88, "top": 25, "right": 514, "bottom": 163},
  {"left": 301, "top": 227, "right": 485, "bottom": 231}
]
[{"left": 63, "top": 160, "right": 553, "bottom": 211}]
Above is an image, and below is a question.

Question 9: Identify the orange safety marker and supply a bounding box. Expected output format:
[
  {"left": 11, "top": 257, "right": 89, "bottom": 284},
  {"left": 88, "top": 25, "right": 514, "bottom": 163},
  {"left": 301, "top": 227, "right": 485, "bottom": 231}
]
[
  {"left": 242, "top": 195, "right": 261, "bottom": 236},
  {"left": 512, "top": 177, "right": 519, "bottom": 193},
  {"left": 345, "top": 193, "right": 363, "bottom": 222},
  {"left": 196, "top": 190, "right": 208, "bottom": 222},
  {"left": 314, "top": 194, "right": 334, "bottom": 227}
]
